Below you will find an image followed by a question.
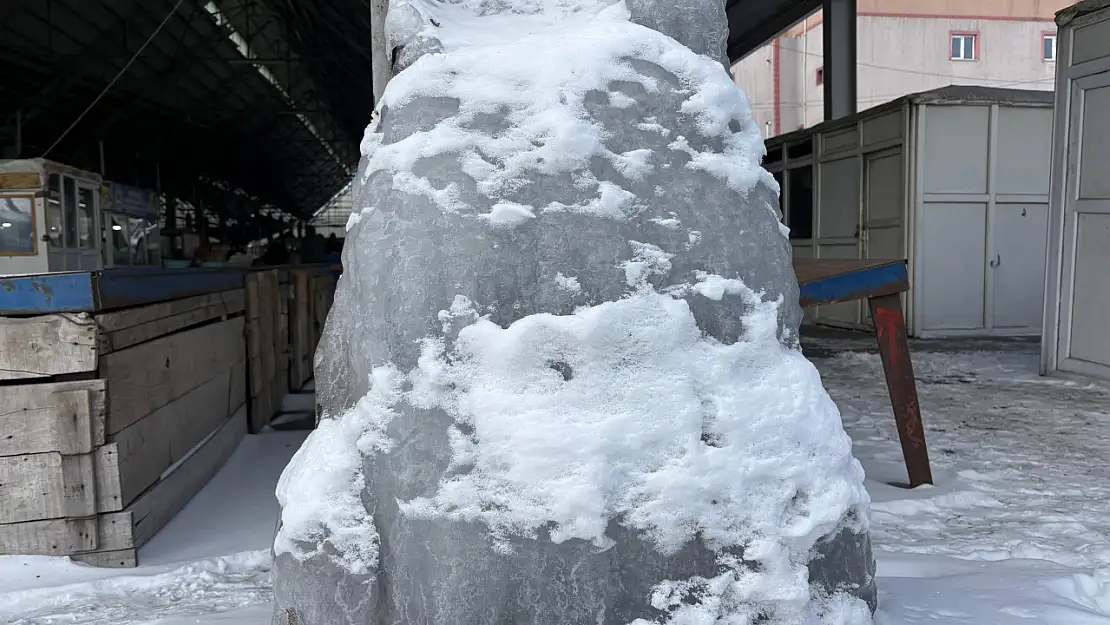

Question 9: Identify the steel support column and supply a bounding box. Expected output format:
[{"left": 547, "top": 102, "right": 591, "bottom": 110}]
[{"left": 822, "top": 0, "right": 856, "bottom": 121}]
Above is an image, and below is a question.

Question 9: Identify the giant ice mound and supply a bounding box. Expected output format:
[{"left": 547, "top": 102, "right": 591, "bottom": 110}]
[{"left": 271, "top": 1, "right": 877, "bottom": 623}]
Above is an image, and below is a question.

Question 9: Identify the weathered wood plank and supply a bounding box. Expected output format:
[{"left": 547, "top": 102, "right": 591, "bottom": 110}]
[
  {"left": 246, "top": 272, "right": 280, "bottom": 414},
  {"left": 249, "top": 390, "right": 274, "bottom": 434},
  {"left": 0, "top": 380, "right": 107, "bottom": 457},
  {"left": 793, "top": 259, "right": 909, "bottom": 307},
  {"left": 100, "top": 317, "right": 246, "bottom": 435},
  {"left": 0, "top": 273, "right": 97, "bottom": 315},
  {"left": 95, "top": 267, "right": 246, "bottom": 312},
  {"left": 0, "top": 171, "right": 42, "bottom": 190},
  {"left": 0, "top": 314, "right": 98, "bottom": 381},
  {"left": 110, "top": 366, "right": 238, "bottom": 507},
  {"left": 249, "top": 356, "right": 265, "bottom": 397},
  {"left": 96, "top": 290, "right": 245, "bottom": 334},
  {"left": 0, "top": 452, "right": 97, "bottom": 523},
  {"left": 94, "top": 443, "right": 123, "bottom": 513},
  {"left": 246, "top": 276, "right": 259, "bottom": 321},
  {"left": 96, "top": 290, "right": 245, "bottom": 354},
  {"left": 290, "top": 271, "right": 312, "bottom": 387},
  {"left": 73, "top": 547, "right": 137, "bottom": 568},
  {"left": 0, "top": 508, "right": 131, "bottom": 557},
  {"left": 95, "top": 511, "right": 135, "bottom": 551},
  {"left": 128, "top": 407, "right": 247, "bottom": 548},
  {"left": 230, "top": 359, "right": 247, "bottom": 417},
  {"left": 245, "top": 271, "right": 270, "bottom": 321},
  {"left": 0, "top": 516, "right": 98, "bottom": 555}
]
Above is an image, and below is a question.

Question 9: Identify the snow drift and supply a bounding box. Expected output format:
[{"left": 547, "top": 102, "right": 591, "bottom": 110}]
[{"left": 271, "top": 1, "right": 876, "bottom": 623}]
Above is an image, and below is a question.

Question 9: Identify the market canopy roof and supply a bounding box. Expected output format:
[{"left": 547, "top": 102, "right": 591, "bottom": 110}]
[
  {"left": 726, "top": 0, "right": 822, "bottom": 62},
  {"left": 0, "top": 0, "right": 372, "bottom": 230},
  {"left": 0, "top": 0, "right": 809, "bottom": 231}
]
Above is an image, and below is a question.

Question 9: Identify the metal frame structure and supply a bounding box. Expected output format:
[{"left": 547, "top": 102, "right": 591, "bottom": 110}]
[
  {"left": 1, "top": 0, "right": 373, "bottom": 237},
  {"left": 2, "top": 0, "right": 853, "bottom": 240},
  {"left": 725, "top": 0, "right": 857, "bottom": 121}
]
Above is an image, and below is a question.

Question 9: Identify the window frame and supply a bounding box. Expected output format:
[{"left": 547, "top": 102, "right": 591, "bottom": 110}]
[
  {"left": 62, "top": 176, "right": 78, "bottom": 249},
  {"left": 0, "top": 194, "right": 39, "bottom": 257},
  {"left": 75, "top": 184, "right": 98, "bottom": 251},
  {"left": 950, "top": 31, "right": 980, "bottom": 61},
  {"left": 764, "top": 136, "right": 816, "bottom": 242},
  {"left": 1043, "top": 32, "right": 1057, "bottom": 62}
]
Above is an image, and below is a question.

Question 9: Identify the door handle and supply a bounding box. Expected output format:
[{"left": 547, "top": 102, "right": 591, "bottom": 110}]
[{"left": 989, "top": 253, "right": 1001, "bottom": 268}]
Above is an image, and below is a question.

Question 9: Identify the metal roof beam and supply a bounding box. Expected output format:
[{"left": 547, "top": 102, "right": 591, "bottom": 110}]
[{"left": 7, "top": 0, "right": 145, "bottom": 127}]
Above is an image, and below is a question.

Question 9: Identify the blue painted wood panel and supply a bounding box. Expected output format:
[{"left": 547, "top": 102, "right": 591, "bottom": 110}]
[
  {"left": 96, "top": 267, "right": 247, "bottom": 311},
  {"left": 0, "top": 267, "right": 248, "bottom": 315},
  {"left": 796, "top": 260, "right": 909, "bottom": 308},
  {"left": 0, "top": 272, "right": 96, "bottom": 315}
]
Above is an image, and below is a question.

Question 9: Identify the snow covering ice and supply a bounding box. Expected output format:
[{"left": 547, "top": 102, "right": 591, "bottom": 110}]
[
  {"left": 6, "top": 341, "right": 1110, "bottom": 623},
  {"left": 361, "top": 0, "right": 771, "bottom": 227},
  {"left": 394, "top": 289, "right": 865, "bottom": 560},
  {"left": 274, "top": 0, "right": 871, "bottom": 622},
  {"left": 276, "top": 279, "right": 874, "bottom": 622}
]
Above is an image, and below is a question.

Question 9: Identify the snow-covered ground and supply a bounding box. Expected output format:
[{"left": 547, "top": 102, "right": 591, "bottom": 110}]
[{"left": 3, "top": 333, "right": 1110, "bottom": 624}]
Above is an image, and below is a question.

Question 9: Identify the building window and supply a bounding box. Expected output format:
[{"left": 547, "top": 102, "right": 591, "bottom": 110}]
[
  {"left": 0, "top": 196, "right": 37, "bottom": 256},
  {"left": 815, "top": 66, "right": 824, "bottom": 85},
  {"left": 1043, "top": 33, "right": 1057, "bottom": 61},
  {"left": 786, "top": 166, "right": 814, "bottom": 240},
  {"left": 950, "top": 32, "right": 978, "bottom": 61}
]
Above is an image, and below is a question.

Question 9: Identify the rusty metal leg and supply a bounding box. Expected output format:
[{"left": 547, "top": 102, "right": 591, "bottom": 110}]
[{"left": 868, "top": 293, "right": 933, "bottom": 487}]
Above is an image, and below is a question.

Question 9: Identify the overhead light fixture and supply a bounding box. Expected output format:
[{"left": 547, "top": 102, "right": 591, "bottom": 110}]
[
  {"left": 112, "top": 225, "right": 123, "bottom": 231},
  {"left": 0, "top": 222, "right": 11, "bottom": 228}
]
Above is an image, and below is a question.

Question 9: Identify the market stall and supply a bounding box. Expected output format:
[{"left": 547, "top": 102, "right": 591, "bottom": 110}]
[
  {"left": 1042, "top": 0, "right": 1110, "bottom": 382},
  {"left": 0, "top": 158, "right": 104, "bottom": 276},
  {"left": 99, "top": 181, "right": 162, "bottom": 269}
]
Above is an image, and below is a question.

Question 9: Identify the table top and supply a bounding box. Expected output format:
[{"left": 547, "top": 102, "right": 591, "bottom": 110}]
[{"left": 794, "top": 258, "right": 909, "bottom": 308}]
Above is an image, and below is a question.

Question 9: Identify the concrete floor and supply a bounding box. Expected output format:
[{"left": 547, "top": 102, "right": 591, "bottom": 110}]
[{"left": 800, "top": 324, "right": 1041, "bottom": 357}]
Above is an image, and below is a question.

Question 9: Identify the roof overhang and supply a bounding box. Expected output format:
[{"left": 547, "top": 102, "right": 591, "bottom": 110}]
[{"left": 726, "top": 0, "right": 823, "bottom": 62}]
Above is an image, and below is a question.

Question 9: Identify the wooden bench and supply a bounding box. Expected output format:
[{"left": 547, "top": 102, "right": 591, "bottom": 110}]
[{"left": 794, "top": 258, "right": 933, "bottom": 488}]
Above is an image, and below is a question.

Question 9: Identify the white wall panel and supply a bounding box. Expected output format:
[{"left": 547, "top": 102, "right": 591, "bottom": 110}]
[
  {"left": 918, "top": 203, "right": 987, "bottom": 331},
  {"left": 922, "top": 106, "right": 990, "bottom": 195},
  {"left": 1069, "top": 213, "right": 1110, "bottom": 366}
]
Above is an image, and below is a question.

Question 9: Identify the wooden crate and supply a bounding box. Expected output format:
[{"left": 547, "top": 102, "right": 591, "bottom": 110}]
[
  {"left": 0, "top": 286, "right": 248, "bottom": 566},
  {"left": 286, "top": 268, "right": 337, "bottom": 392},
  {"left": 76, "top": 408, "right": 248, "bottom": 567},
  {"left": 289, "top": 270, "right": 313, "bottom": 389},
  {"left": 279, "top": 281, "right": 291, "bottom": 392},
  {"left": 245, "top": 270, "right": 286, "bottom": 433}
]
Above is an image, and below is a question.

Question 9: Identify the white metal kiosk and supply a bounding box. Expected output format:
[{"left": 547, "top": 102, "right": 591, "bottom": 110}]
[
  {"left": 1043, "top": 0, "right": 1110, "bottom": 382},
  {"left": 0, "top": 158, "right": 104, "bottom": 276}
]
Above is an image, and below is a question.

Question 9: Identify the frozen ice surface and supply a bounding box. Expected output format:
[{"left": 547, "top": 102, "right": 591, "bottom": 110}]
[{"left": 272, "top": 1, "right": 875, "bottom": 624}]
